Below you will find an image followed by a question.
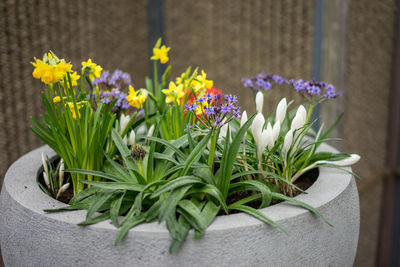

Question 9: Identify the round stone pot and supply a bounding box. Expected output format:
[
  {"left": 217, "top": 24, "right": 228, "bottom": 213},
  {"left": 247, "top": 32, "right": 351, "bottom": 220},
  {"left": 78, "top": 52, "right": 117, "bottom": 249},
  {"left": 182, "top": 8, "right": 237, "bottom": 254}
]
[{"left": 0, "top": 144, "right": 359, "bottom": 267}]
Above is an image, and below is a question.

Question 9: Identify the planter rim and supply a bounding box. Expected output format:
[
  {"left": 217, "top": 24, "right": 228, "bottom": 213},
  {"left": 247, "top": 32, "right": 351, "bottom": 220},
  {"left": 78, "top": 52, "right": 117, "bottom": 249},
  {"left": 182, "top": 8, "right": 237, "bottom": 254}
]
[{"left": 2, "top": 143, "right": 352, "bottom": 234}]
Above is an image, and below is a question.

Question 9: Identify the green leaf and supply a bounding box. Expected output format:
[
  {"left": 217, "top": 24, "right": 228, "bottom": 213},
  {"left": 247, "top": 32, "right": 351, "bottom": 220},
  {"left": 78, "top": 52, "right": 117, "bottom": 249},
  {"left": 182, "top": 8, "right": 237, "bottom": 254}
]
[
  {"left": 115, "top": 214, "right": 145, "bottom": 246},
  {"left": 78, "top": 211, "right": 111, "bottom": 226},
  {"left": 69, "top": 187, "right": 102, "bottom": 205},
  {"left": 181, "top": 130, "right": 213, "bottom": 175},
  {"left": 230, "top": 180, "right": 272, "bottom": 208},
  {"left": 158, "top": 185, "right": 191, "bottom": 222},
  {"left": 228, "top": 204, "right": 286, "bottom": 233},
  {"left": 86, "top": 192, "right": 114, "bottom": 219},
  {"left": 68, "top": 169, "right": 125, "bottom": 182},
  {"left": 219, "top": 115, "right": 255, "bottom": 198},
  {"left": 151, "top": 176, "right": 202, "bottom": 198},
  {"left": 272, "top": 192, "right": 332, "bottom": 226},
  {"left": 81, "top": 181, "right": 145, "bottom": 192},
  {"left": 110, "top": 192, "right": 125, "bottom": 227}
]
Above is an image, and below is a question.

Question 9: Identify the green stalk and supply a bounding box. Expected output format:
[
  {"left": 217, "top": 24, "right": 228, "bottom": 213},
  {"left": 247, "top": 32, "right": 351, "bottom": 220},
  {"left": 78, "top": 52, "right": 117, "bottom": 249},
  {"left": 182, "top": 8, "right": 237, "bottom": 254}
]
[
  {"left": 208, "top": 130, "right": 217, "bottom": 171},
  {"left": 153, "top": 61, "right": 158, "bottom": 99},
  {"left": 305, "top": 96, "right": 316, "bottom": 124}
]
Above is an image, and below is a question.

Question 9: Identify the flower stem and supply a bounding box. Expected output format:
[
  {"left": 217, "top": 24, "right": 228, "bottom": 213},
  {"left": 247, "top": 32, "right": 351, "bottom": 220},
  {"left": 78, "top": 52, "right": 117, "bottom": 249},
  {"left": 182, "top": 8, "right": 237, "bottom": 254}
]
[
  {"left": 153, "top": 61, "right": 158, "bottom": 99},
  {"left": 208, "top": 130, "right": 217, "bottom": 171}
]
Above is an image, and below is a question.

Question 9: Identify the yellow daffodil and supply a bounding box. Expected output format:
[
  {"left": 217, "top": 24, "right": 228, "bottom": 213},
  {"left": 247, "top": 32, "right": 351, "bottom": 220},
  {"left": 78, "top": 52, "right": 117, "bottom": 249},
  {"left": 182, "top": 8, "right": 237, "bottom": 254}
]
[
  {"left": 53, "top": 96, "right": 61, "bottom": 103},
  {"left": 82, "top": 59, "right": 103, "bottom": 81},
  {"left": 66, "top": 101, "right": 87, "bottom": 120},
  {"left": 127, "top": 85, "right": 147, "bottom": 109},
  {"left": 151, "top": 45, "right": 170, "bottom": 64},
  {"left": 31, "top": 57, "right": 72, "bottom": 84},
  {"left": 162, "top": 81, "right": 184, "bottom": 104},
  {"left": 61, "top": 71, "right": 80, "bottom": 88}
]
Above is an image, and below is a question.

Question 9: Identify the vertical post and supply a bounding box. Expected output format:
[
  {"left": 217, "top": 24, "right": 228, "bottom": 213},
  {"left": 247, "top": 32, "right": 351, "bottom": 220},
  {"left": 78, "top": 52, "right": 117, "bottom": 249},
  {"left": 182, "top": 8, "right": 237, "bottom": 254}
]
[
  {"left": 311, "top": 0, "right": 323, "bottom": 130},
  {"left": 146, "top": 0, "right": 165, "bottom": 78},
  {"left": 377, "top": 0, "right": 400, "bottom": 265},
  {"left": 320, "top": 0, "right": 350, "bottom": 143}
]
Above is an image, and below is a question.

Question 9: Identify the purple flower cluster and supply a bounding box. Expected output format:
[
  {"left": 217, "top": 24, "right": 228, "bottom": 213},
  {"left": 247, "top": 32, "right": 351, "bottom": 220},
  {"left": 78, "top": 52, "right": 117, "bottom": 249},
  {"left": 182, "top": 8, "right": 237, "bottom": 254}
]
[
  {"left": 290, "top": 79, "right": 341, "bottom": 100},
  {"left": 242, "top": 71, "right": 341, "bottom": 102},
  {"left": 92, "top": 69, "right": 132, "bottom": 91},
  {"left": 184, "top": 94, "right": 241, "bottom": 130},
  {"left": 242, "top": 72, "right": 284, "bottom": 92},
  {"left": 93, "top": 89, "right": 131, "bottom": 112}
]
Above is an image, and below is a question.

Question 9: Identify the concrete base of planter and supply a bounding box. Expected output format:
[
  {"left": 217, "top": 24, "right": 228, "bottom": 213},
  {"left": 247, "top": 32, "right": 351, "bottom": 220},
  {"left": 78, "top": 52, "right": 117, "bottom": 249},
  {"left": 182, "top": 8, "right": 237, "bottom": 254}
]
[{"left": 0, "top": 144, "right": 359, "bottom": 267}]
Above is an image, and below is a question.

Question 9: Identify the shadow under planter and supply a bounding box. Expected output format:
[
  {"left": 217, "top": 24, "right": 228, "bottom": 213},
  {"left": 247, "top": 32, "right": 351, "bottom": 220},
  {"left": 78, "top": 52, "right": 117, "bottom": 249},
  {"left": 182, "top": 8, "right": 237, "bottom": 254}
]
[{"left": 0, "top": 143, "right": 360, "bottom": 267}]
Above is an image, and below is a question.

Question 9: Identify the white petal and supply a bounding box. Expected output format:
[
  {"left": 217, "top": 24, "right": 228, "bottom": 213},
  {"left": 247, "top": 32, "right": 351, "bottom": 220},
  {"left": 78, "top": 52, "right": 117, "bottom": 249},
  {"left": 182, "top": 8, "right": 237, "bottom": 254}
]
[
  {"left": 275, "top": 98, "right": 287, "bottom": 124},
  {"left": 43, "top": 171, "right": 50, "bottom": 189},
  {"left": 147, "top": 125, "right": 155, "bottom": 137},
  {"left": 120, "top": 114, "right": 130, "bottom": 134},
  {"left": 283, "top": 129, "right": 293, "bottom": 154},
  {"left": 272, "top": 121, "right": 280, "bottom": 141},
  {"left": 251, "top": 113, "right": 265, "bottom": 144},
  {"left": 128, "top": 131, "right": 136, "bottom": 146},
  {"left": 296, "top": 105, "right": 307, "bottom": 122},
  {"left": 317, "top": 154, "right": 361, "bottom": 166},
  {"left": 290, "top": 113, "right": 306, "bottom": 131},
  {"left": 59, "top": 160, "right": 64, "bottom": 187},
  {"left": 240, "top": 110, "right": 248, "bottom": 128},
  {"left": 41, "top": 153, "right": 48, "bottom": 175},
  {"left": 255, "top": 91, "right": 264, "bottom": 113}
]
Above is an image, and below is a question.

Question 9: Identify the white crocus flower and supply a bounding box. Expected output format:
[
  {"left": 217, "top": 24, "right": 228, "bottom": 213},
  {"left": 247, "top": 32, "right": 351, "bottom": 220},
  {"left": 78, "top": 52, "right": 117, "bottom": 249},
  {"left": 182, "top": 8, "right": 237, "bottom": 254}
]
[
  {"left": 41, "top": 153, "right": 48, "bottom": 175},
  {"left": 275, "top": 98, "right": 287, "bottom": 124},
  {"left": 240, "top": 110, "right": 248, "bottom": 128},
  {"left": 147, "top": 125, "right": 155, "bottom": 137},
  {"left": 296, "top": 105, "right": 307, "bottom": 122},
  {"left": 43, "top": 171, "right": 50, "bottom": 190},
  {"left": 272, "top": 121, "right": 280, "bottom": 141},
  {"left": 218, "top": 123, "right": 231, "bottom": 143},
  {"left": 255, "top": 91, "right": 264, "bottom": 113},
  {"left": 59, "top": 159, "right": 64, "bottom": 188},
  {"left": 128, "top": 131, "right": 136, "bottom": 146},
  {"left": 283, "top": 129, "right": 293, "bottom": 154},
  {"left": 291, "top": 154, "right": 361, "bottom": 183},
  {"left": 251, "top": 113, "right": 265, "bottom": 144},
  {"left": 56, "top": 183, "right": 70, "bottom": 199},
  {"left": 290, "top": 112, "right": 306, "bottom": 132},
  {"left": 119, "top": 114, "right": 130, "bottom": 134},
  {"left": 257, "top": 130, "right": 269, "bottom": 161},
  {"left": 316, "top": 154, "right": 361, "bottom": 166}
]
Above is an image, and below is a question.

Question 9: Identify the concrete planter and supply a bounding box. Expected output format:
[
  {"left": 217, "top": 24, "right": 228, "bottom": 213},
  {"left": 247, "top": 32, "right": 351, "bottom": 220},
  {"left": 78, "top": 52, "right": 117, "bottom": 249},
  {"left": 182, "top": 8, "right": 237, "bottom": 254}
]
[{"left": 1, "top": 143, "right": 359, "bottom": 267}]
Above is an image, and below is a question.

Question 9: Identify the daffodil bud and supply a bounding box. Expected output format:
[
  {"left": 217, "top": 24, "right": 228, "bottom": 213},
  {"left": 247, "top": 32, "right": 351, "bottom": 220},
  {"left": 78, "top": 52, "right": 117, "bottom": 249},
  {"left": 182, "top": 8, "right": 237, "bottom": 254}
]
[
  {"left": 240, "top": 110, "right": 248, "bottom": 128},
  {"left": 272, "top": 121, "right": 280, "bottom": 141},
  {"left": 41, "top": 153, "right": 49, "bottom": 175},
  {"left": 147, "top": 125, "right": 155, "bottom": 137},
  {"left": 120, "top": 114, "right": 131, "bottom": 134},
  {"left": 251, "top": 113, "right": 265, "bottom": 144},
  {"left": 43, "top": 171, "right": 50, "bottom": 190},
  {"left": 59, "top": 159, "right": 64, "bottom": 188},
  {"left": 275, "top": 98, "right": 287, "bottom": 124},
  {"left": 128, "top": 131, "right": 136, "bottom": 146},
  {"left": 255, "top": 91, "right": 264, "bottom": 113},
  {"left": 317, "top": 154, "right": 361, "bottom": 166},
  {"left": 56, "top": 183, "right": 70, "bottom": 199},
  {"left": 283, "top": 129, "right": 293, "bottom": 154}
]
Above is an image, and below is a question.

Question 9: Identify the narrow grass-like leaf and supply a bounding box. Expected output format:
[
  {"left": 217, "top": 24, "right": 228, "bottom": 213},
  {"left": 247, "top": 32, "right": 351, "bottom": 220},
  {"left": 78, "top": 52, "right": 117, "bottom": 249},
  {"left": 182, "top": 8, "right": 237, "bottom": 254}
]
[
  {"left": 81, "top": 181, "right": 145, "bottom": 192},
  {"left": 151, "top": 176, "right": 202, "bottom": 198},
  {"left": 271, "top": 192, "right": 332, "bottom": 226},
  {"left": 228, "top": 204, "right": 286, "bottom": 233}
]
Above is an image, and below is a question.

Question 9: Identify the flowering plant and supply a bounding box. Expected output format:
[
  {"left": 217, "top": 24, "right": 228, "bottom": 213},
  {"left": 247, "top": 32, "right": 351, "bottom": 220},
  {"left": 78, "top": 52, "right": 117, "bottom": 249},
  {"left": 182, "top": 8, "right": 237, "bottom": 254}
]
[{"left": 31, "top": 39, "right": 359, "bottom": 253}]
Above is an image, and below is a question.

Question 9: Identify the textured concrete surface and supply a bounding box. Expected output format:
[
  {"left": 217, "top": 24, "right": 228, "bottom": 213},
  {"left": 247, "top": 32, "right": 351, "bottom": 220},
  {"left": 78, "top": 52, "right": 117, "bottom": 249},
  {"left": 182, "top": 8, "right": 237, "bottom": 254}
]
[{"left": 0, "top": 144, "right": 360, "bottom": 267}]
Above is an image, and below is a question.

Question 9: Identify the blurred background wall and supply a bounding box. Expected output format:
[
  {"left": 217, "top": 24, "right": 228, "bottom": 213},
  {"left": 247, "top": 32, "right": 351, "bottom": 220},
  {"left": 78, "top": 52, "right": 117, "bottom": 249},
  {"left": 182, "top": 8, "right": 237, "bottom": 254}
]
[{"left": 0, "top": 0, "right": 398, "bottom": 266}]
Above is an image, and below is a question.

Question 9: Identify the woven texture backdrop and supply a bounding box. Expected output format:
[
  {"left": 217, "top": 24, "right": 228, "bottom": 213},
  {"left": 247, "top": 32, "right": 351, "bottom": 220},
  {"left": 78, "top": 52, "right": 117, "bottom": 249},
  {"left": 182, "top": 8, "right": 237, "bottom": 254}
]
[{"left": 0, "top": 1, "right": 396, "bottom": 266}]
